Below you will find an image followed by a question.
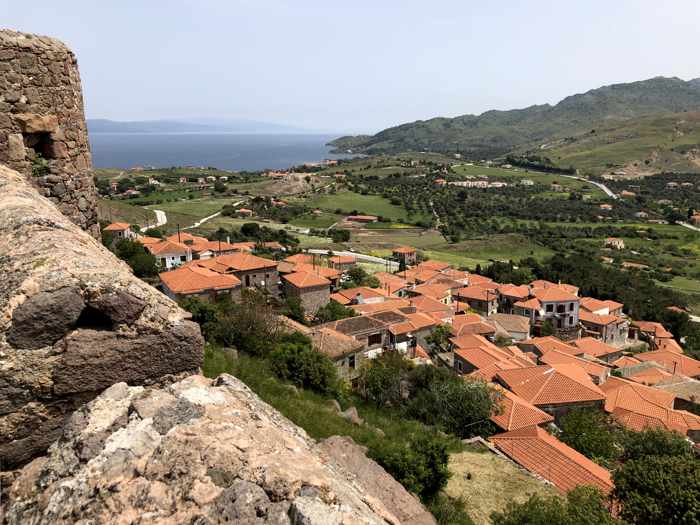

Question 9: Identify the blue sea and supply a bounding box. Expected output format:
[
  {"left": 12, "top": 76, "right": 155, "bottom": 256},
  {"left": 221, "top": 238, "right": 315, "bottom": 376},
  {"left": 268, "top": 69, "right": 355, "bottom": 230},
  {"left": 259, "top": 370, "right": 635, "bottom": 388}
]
[{"left": 88, "top": 133, "right": 349, "bottom": 171}]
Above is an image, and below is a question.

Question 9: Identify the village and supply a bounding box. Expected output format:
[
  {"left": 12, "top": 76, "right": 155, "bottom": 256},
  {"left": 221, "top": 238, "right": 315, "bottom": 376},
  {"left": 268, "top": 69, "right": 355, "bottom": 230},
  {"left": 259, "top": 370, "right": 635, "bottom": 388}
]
[{"left": 105, "top": 219, "right": 700, "bottom": 498}]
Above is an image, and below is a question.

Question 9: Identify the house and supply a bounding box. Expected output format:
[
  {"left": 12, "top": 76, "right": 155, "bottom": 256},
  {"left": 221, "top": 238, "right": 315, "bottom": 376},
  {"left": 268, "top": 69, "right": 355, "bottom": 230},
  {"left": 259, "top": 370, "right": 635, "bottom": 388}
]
[
  {"left": 409, "top": 295, "right": 453, "bottom": 322},
  {"left": 192, "top": 253, "right": 279, "bottom": 295},
  {"left": 331, "top": 287, "right": 389, "bottom": 306},
  {"left": 282, "top": 271, "right": 331, "bottom": 314},
  {"left": 601, "top": 376, "right": 700, "bottom": 440},
  {"left": 323, "top": 315, "right": 390, "bottom": 358},
  {"left": 159, "top": 265, "right": 241, "bottom": 302},
  {"left": 237, "top": 208, "right": 254, "bottom": 217},
  {"left": 489, "top": 386, "right": 554, "bottom": 432},
  {"left": 570, "top": 337, "right": 623, "bottom": 363},
  {"left": 409, "top": 282, "right": 453, "bottom": 305},
  {"left": 179, "top": 176, "right": 187, "bottom": 184},
  {"left": 579, "top": 297, "right": 624, "bottom": 316},
  {"left": 284, "top": 253, "right": 316, "bottom": 265},
  {"left": 453, "top": 335, "right": 534, "bottom": 380},
  {"left": 634, "top": 349, "right": 700, "bottom": 379},
  {"left": 497, "top": 284, "right": 531, "bottom": 313},
  {"left": 104, "top": 222, "right": 136, "bottom": 240},
  {"left": 490, "top": 426, "right": 613, "bottom": 494},
  {"left": 392, "top": 246, "right": 418, "bottom": 267},
  {"left": 516, "top": 336, "right": 579, "bottom": 360},
  {"left": 530, "top": 286, "right": 580, "bottom": 338},
  {"left": 605, "top": 237, "right": 625, "bottom": 250},
  {"left": 487, "top": 313, "right": 531, "bottom": 341},
  {"left": 495, "top": 363, "right": 605, "bottom": 421},
  {"left": 578, "top": 310, "right": 629, "bottom": 346},
  {"left": 146, "top": 239, "right": 192, "bottom": 270},
  {"left": 451, "top": 313, "right": 497, "bottom": 339},
  {"left": 453, "top": 286, "right": 498, "bottom": 316},
  {"left": 387, "top": 312, "right": 437, "bottom": 355},
  {"left": 328, "top": 254, "right": 356, "bottom": 271},
  {"left": 346, "top": 215, "right": 378, "bottom": 223},
  {"left": 539, "top": 348, "right": 610, "bottom": 385},
  {"left": 293, "top": 263, "right": 342, "bottom": 289},
  {"left": 630, "top": 320, "right": 674, "bottom": 348},
  {"left": 374, "top": 272, "right": 410, "bottom": 296},
  {"left": 415, "top": 260, "right": 451, "bottom": 273},
  {"left": 165, "top": 232, "right": 239, "bottom": 259}
]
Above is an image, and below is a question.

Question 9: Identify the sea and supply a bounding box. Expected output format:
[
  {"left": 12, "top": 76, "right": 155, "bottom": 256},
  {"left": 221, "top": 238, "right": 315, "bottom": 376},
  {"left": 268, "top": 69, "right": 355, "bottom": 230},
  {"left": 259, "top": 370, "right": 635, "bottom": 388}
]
[{"left": 88, "top": 133, "right": 351, "bottom": 171}]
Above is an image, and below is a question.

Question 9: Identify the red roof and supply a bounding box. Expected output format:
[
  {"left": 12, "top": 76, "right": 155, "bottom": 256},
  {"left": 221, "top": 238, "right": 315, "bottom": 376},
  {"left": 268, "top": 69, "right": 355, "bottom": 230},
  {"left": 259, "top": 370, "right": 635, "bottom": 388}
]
[
  {"left": 159, "top": 265, "right": 240, "bottom": 294},
  {"left": 522, "top": 336, "right": 580, "bottom": 356},
  {"left": 415, "top": 260, "right": 451, "bottom": 272},
  {"left": 579, "top": 310, "right": 620, "bottom": 326},
  {"left": 284, "top": 253, "right": 316, "bottom": 265},
  {"left": 490, "top": 426, "right": 613, "bottom": 494},
  {"left": 104, "top": 222, "right": 131, "bottom": 231},
  {"left": 635, "top": 350, "right": 700, "bottom": 377},
  {"left": 539, "top": 349, "right": 609, "bottom": 383},
  {"left": 571, "top": 337, "right": 620, "bottom": 358},
  {"left": 392, "top": 246, "right": 416, "bottom": 254},
  {"left": 498, "top": 284, "right": 531, "bottom": 300},
  {"left": 490, "top": 386, "right": 554, "bottom": 431},
  {"left": 514, "top": 297, "right": 541, "bottom": 310},
  {"left": 496, "top": 364, "right": 605, "bottom": 406},
  {"left": 532, "top": 287, "right": 579, "bottom": 303},
  {"left": 198, "top": 253, "right": 277, "bottom": 272},
  {"left": 283, "top": 271, "right": 330, "bottom": 289},
  {"left": 455, "top": 286, "right": 496, "bottom": 302},
  {"left": 633, "top": 321, "right": 674, "bottom": 339}
]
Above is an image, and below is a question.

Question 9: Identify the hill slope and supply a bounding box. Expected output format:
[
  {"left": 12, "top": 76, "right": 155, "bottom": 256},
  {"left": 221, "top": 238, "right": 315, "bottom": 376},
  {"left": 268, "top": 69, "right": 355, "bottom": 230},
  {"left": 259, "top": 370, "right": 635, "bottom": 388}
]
[{"left": 330, "top": 77, "right": 700, "bottom": 163}]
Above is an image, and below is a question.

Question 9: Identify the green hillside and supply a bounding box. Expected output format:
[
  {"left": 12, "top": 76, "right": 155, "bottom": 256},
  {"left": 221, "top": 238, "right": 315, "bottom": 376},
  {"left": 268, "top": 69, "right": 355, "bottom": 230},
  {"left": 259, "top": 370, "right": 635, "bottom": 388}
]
[{"left": 329, "top": 77, "right": 700, "bottom": 165}]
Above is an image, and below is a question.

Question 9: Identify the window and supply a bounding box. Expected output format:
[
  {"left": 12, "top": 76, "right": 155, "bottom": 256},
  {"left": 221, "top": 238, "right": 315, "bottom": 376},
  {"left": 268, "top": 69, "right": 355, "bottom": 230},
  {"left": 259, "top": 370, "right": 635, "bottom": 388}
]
[
  {"left": 569, "top": 316, "right": 574, "bottom": 325},
  {"left": 546, "top": 304, "right": 554, "bottom": 313},
  {"left": 569, "top": 302, "right": 574, "bottom": 311},
  {"left": 367, "top": 333, "right": 382, "bottom": 346},
  {"left": 556, "top": 304, "right": 565, "bottom": 313},
  {"left": 348, "top": 355, "right": 356, "bottom": 369},
  {"left": 457, "top": 360, "right": 463, "bottom": 372},
  {"left": 245, "top": 275, "right": 250, "bottom": 287},
  {"left": 180, "top": 255, "right": 186, "bottom": 262}
]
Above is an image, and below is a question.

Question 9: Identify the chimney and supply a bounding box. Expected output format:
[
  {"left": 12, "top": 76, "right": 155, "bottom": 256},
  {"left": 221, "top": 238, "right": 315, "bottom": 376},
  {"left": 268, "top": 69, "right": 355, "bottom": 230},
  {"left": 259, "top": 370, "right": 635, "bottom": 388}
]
[{"left": 226, "top": 236, "right": 230, "bottom": 244}]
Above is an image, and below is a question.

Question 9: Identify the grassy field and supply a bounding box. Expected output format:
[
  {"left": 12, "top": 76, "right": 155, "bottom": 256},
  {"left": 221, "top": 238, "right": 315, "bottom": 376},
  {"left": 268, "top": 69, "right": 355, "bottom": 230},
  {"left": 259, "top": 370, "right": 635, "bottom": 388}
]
[
  {"left": 146, "top": 197, "right": 235, "bottom": 218},
  {"left": 298, "top": 191, "right": 430, "bottom": 222},
  {"left": 446, "top": 445, "right": 555, "bottom": 524},
  {"left": 290, "top": 211, "right": 344, "bottom": 229},
  {"left": 98, "top": 198, "right": 155, "bottom": 225}
]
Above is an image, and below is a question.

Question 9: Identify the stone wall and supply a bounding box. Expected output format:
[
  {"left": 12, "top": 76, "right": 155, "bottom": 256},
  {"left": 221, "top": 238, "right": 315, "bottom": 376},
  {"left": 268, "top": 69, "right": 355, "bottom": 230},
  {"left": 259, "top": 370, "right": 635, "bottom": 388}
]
[
  {"left": 0, "top": 30, "right": 98, "bottom": 236},
  {"left": 0, "top": 164, "right": 203, "bottom": 469}
]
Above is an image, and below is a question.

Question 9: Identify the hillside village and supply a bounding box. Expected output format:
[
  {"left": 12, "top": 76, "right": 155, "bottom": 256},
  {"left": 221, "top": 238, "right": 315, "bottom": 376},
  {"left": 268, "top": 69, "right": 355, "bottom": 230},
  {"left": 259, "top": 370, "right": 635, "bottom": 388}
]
[{"left": 106, "top": 220, "right": 700, "bottom": 499}]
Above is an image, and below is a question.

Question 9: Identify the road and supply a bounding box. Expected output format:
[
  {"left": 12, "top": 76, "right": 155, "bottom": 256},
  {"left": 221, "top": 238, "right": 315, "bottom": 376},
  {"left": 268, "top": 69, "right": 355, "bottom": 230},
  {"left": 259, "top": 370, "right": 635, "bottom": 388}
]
[
  {"left": 142, "top": 209, "right": 167, "bottom": 231},
  {"left": 183, "top": 211, "right": 222, "bottom": 230},
  {"left": 678, "top": 222, "right": 700, "bottom": 233},
  {"left": 306, "top": 249, "right": 398, "bottom": 270},
  {"left": 560, "top": 174, "right": 618, "bottom": 200}
]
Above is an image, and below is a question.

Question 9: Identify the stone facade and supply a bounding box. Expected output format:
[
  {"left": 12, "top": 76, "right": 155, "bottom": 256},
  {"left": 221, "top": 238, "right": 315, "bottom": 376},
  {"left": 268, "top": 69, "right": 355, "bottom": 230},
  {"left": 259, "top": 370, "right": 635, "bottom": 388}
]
[
  {"left": 0, "top": 165, "right": 203, "bottom": 470},
  {"left": 0, "top": 30, "right": 98, "bottom": 236},
  {"left": 236, "top": 267, "right": 280, "bottom": 296},
  {"left": 284, "top": 282, "right": 330, "bottom": 314}
]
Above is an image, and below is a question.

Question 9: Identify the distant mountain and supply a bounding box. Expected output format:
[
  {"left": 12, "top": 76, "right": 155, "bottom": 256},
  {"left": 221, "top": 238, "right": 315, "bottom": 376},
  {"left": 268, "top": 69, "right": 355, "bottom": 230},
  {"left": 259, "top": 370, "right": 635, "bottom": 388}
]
[
  {"left": 329, "top": 77, "right": 700, "bottom": 165},
  {"left": 87, "top": 118, "right": 310, "bottom": 134}
]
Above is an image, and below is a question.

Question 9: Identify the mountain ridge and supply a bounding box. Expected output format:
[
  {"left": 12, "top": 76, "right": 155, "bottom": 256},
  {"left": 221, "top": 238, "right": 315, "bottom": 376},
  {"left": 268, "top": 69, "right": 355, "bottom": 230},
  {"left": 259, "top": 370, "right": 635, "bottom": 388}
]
[{"left": 329, "top": 76, "right": 700, "bottom": 164}]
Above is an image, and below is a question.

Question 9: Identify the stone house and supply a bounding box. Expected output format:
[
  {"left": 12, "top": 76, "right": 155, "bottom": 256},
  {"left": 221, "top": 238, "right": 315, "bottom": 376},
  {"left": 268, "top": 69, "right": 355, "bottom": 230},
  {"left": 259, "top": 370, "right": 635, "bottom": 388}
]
[
  {"left": 386, "top": 312, "right": 437, "bottom": 355},
  {"left": 146, "top": 239, "right": 192, "bottom": 270},
  {"left": 282, "top": 271, "right": 331, "bottom": 314},
  {"left": 495, "top": 363, "right": 606, "bottom": 422},
  {"left": 159, "top": 265, "right": 241, "bottom": 302},
  {"left": 328, "top": 254, "right": 356, "bottom": 272},
  {"left": 571, "top": 337, "right": 624, "bottom": 363},
  {"left": 323, "top": 315, "right": 391, "bottom": 359},
  {"left": 192, "top": 253, "right": 280, "bottom": 296},
  {"left": 579, "top": 310, "right": 629, "bottom": 347},
  {"left": 453, "top": 286, "right": 498, "bottom": 316},
  {"left": 392, "top": 246, "right": 417, "bottom": 267}
]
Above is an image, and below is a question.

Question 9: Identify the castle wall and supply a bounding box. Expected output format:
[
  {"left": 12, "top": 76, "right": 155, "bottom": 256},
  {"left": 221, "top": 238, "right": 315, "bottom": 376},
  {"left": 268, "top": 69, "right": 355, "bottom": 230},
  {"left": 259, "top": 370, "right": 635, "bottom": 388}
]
[{"left": 0, "top": 30, "right": 98, "bottom": 235}]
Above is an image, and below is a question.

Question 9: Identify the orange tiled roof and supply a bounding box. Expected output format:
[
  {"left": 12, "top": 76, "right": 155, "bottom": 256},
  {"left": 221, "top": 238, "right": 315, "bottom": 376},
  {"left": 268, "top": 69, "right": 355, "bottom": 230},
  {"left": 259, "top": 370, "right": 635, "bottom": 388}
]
[
  {"left": 137, "top": 236, "right": 162, "bottom": 246},
  {"left": 579, "top": 297, "right": 610, "bottom": 313},
  {"left": 523, "top": 336, "right": 580, "bottom": 356},
  {"left": 490, "top": 385, "right": 554, "bottom": 431},
  {"left": 283, "top": 271, "right": 330, "bottom": 289},
  {"left": 532, "top": 287, "right": 579, "bottom": 303},
  {"left": 571, "top": 337, "right": 619, "bottom": 358},
  {"left": 284, "top": 253, "right": 316, "bottom": 265},
  {"left": 410, "top": 295, "right": 453, "bottom": 315},
  {"left": 452, "top": 321, "right": 497, "bottom": 337},
  {"left": 294, "top": 263, "right": 341, "bottom": 280},
  {"left": 579, "top": 310, "right": 620, "bottom": 326},
  {"left": 334, "top": 286, "right": 388, "bottom": 301},
  {"left": 498, "top": 284, "right": 531, "bottom": 300},
  {"left": 612, "top": 355, "right": 641, "bottom": 368},
  {"left": 490, "top": 426, "right": 613, "bottom": 494},
  {"left": 392, "top": 246, "right": 416, "bottom": 254},
  {"left": 514, "top": 297, "right": 541, "bottom": 310},
  {"left": 146, "top": 239, "right": 191, "bottom": 256},
  {"left": 601, "top": 376, "right": 700, "bottom": 435},
  {"left": 441, "top": 269, "right": 470, "bottom": 282},
  {"left": 539, "top": 349, "right": 609, "bottom": 382},
  {"left": 374, "top": 272, "right": 408, "bottom": 295},
  {"left": 496, "top": 363, "right": 605, "bottom": 406},
  {"left": 104, "top": 222, "right": 131, "bottom": 231},
  {"left": 455, "top": 286, "right": 496, "bottom": 302},
  {"left": 635, "top": 350, "right": 700, "bottom": 377},
  {"left": 159, "top": 265, "right": 240, "bottom": 295},
  {"left": 415, "top": 260, "right": 451, "bottom": 272},
  {"left": 388, "top": 312, "right": 437, "bottom": 335},
  {"left": 467, "top": 274, "right": 495, "bottom": 286},
  {"left": 656, "top": 338, "right": 684, "bottom": 354},
  {"left": 633, "top": 321, "right": 674, "bottom": 339},
  {"left": 202, "top": 253, "right": 277, "bottom": 272},
  {"left": 412, "top": 282, "right": 452, "bottom": 300}
]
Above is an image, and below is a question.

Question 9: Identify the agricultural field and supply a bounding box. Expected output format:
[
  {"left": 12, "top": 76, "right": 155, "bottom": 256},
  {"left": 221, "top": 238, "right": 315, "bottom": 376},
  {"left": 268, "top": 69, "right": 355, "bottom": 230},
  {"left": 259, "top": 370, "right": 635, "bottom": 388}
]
[
  {"left": 98, "top": 198, "right": 155, "bottom": 226},
  {"left": 297, "top": 190, "right": 430, "bottom": 223}
]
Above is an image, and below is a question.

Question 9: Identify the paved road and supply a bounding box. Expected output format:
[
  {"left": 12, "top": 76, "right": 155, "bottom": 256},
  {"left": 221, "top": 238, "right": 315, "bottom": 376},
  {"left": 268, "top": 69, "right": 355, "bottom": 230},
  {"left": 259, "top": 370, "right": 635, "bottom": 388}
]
[
  {"left": 306, "top": 248, "right": 398, "bottom": 270},
  {"left": 560, "top": 174, "right": 618, "bottom": 200},
  {"left": 679, "top": 221, "right": 700, "bottom": 233},
  {"left": 183, "top": 211, "right": 222, "bottom": 230}
]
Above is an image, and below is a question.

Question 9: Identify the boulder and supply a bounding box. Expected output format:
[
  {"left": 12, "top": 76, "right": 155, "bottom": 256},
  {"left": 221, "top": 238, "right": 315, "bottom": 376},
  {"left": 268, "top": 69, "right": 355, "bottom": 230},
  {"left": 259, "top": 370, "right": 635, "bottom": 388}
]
[
  {"left": 341, "top": 405, "right": 364, "bottom": 426},
  {"left": 14, "top": 113, "right": 59, "bottom": 133},
  {"left": 0, "top": 165, "right": 203, "bottom": 469},
  {"left": 6, "top": 375, "right": 425, "bottom": 524}
]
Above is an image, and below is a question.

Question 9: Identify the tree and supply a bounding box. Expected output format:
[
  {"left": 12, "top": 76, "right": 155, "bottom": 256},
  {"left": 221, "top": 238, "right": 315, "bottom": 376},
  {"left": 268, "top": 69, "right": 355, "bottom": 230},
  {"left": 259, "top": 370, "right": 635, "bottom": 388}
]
[
  {"left": 556, "top": 408, "right": 622, "bottom": 466},
  {"left": 491, "top": 486, "right": 618, "bottom": 525},
  {"left": 540, "top": 319, "right": 555, "bottom": 336},
  {"left": 269, "top": 335, "right": 338, "bottom": 394},
  {"left": 113, "top": 239, "right": 159, "bottom": 277},
  {"left": 214, "top": 180, "right": 226, "bottom": 193},
  {"left": 425, "top": 324, "right": 452, "bottom": 353},
  {"left": 620, "top": 427, "right": 693, "bottom": 461},
  {"left": 314, "top": 301, "right": 356, "bottom": 324},
  {"left": 369, "top": 433, "right": 451, "bottom": 501},
  {"left": 283, "top": 296, "right": 306, "bottom": 324},
  {"left": 358, "top": 353, "right": 406, "bottom": 407},
  {"left": 613, "top": 455, "right": 700, "bottom": 524}
]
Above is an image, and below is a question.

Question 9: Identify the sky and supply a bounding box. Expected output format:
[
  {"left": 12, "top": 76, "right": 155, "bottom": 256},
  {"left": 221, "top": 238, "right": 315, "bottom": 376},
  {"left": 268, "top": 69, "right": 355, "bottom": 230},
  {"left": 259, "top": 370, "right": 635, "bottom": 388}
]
[{"left": 2, "top": 0, "right": 700, "bottom": 133}]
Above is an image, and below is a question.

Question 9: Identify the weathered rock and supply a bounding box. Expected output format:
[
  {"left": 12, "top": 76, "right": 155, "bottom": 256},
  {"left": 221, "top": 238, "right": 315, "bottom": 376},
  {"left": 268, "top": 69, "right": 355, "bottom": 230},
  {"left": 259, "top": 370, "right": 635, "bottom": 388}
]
[
  {"left": 341, "top": 406, "right": 364, "bottom": 426},
  {"left": 318, "top": 436, "right": 436, "bottom": 525},
  {"left": 6, "top": 375, "right": 427, "bottom": 524},
  {"left": 0, "top": 30, "right": 98, "bottom": 234},
  {"left": 0, "top": 164, "right": 203, "bottom": 469}
]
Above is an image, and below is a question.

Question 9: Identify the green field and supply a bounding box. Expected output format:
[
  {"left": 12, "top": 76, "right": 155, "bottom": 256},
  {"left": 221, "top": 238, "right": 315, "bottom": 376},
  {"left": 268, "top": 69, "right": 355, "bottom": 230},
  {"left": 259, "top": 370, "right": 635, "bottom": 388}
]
[
  {"left": 290, "top": 211, "right": 344, "bottom": 229},
  {"left": 98, "top": 198, "right": 155, "bottom": 225},
  {"left": 298, "top": 191, "right": 430, "bottom": 223}
]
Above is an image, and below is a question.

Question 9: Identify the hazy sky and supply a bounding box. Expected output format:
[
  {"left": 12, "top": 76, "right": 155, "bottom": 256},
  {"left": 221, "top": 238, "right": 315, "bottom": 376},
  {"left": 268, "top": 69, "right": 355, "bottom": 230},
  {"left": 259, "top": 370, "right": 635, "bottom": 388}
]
[{"left": 3, "top": 1, "right": 700, "bottom": 133}]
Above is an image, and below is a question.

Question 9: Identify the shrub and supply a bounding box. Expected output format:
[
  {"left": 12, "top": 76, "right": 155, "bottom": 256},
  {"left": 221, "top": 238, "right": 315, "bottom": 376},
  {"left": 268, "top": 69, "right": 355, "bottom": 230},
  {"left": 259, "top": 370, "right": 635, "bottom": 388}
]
[
  {"left": 358, "top": 353, "right": 407, "bottom": 407},
  {"left": 556, "top": 408, "right": 622, "bottom": 466},
  {"left": 620, "top": 427, "right": 693, "bottom": 461},
  {"left": 269, "top": 338, "right": 338, "bottom": 395},
  {"left": 428, "top": 495, "right": 474, "bottom": 525},
  {"left": 314, "top": 301, "right": 356, "bottom": 323}
]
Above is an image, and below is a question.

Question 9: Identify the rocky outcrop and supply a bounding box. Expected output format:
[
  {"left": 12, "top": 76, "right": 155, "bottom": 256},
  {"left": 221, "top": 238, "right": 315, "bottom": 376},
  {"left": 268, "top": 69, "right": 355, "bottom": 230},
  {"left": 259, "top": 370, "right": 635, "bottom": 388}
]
[
  {"left": 0, "top": 30, "right": 98, "bottom": 235},
  {"left": 0, "top": 164, "right": 203, "bottom": 469},
  {"left": 7, "top": 374, "right": 433, "bottom": 524}
]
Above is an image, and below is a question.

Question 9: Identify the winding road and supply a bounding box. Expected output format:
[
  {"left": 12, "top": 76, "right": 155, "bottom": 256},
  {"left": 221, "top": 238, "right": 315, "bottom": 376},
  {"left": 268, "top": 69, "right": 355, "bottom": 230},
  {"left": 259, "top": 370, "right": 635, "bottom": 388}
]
[
  {"left": 142, "top": 209, "right": 167, "bottom": 231},
  {"left": 560, "top": 174, "right": 618, "bottom": 200}
]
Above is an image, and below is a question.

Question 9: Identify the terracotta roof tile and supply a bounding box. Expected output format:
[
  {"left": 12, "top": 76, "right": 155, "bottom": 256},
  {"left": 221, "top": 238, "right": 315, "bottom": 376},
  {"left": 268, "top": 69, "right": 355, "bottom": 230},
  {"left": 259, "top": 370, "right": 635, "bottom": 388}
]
[
  {"left": 392, "top": 246, "right": 416, "bottom": 254},
  {"left": 490, "top": 386, "right": 554, "bottom": 431},
  {"left": 490, "top": 426, "right": 613, "bottom": 494},
  {"left": 283, "top": 271, "right": 330, "bottom": 289},
  {"left": 539, "top": 349, "right": 609, "bottom": 382},
  {"left": 571, "top": 337, "right": 619, "bottom": 358},
  {"left": 532, "top": 287, "right": 579, "bottom": 303},
  {"left": 633, "top": 321, "right": 674, "bottom": 339},
  {"left": 498, "top": 284, "right": 531, "bottom": 300},
  {"left": 635, "top": 350, "right": 700, "bottom": 377},
  {"left": 579, "top": 310, "right": 620, "bottom": 326},
  {"left": 415, "top": 260, "right": 451, "bottom": 272},
  {"left": 159, "top": 265, "right": 240, "bottom": 295},
  {"left": 496, "top": 364, "right": 605, "bottom": 405},
  {"left": 104, "top": 222, "right": 131, "bottom": 231},
  {"left": 146, "top": 239, "right": 191, "bottom": 256},
  {"left": 202, "top": 252, "right": 277, "bottom": 272}
]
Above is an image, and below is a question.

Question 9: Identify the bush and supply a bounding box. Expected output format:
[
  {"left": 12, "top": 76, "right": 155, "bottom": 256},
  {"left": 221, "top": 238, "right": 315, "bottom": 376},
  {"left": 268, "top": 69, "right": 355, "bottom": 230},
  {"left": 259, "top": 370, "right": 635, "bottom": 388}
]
[
  {"left": 428, "top": 495, "right": 475, "bottom": 525},
  {"left": 613, "top": 455, "right": 700, "bottom": 524},
  {"left": 369, "top": 433, "right": 450, "bottom": 500},
  {"left": 621, "top": 427, "right": 693, "bottom": 461},
  {"left": 113, "top": 238, "right": 159, "bottom": 277},
  {"left": 358, "top": 353, "right": 407, "bottom": 407},
  {"left": 314, "top": 300, "right": 356, "bottom": 323},
  {"left": 269, "top": 337, "right": 338, "bottom": 395},
  {"left": 491, "top": 486, "right": 617, "bottom": 525},
  {"left": 556, "top": 408, "right": 622, "bottom": 467}
]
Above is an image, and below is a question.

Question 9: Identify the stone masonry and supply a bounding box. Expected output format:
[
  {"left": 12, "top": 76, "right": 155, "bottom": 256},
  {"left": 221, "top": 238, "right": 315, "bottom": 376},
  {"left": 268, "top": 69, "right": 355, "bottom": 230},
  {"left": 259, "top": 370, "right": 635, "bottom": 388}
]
[
  {"left": 0, "top": 164, "right": 203, "bottom": 470},
  {"left": 0, "top": 30, "right": 98, "bottom": 236}
]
